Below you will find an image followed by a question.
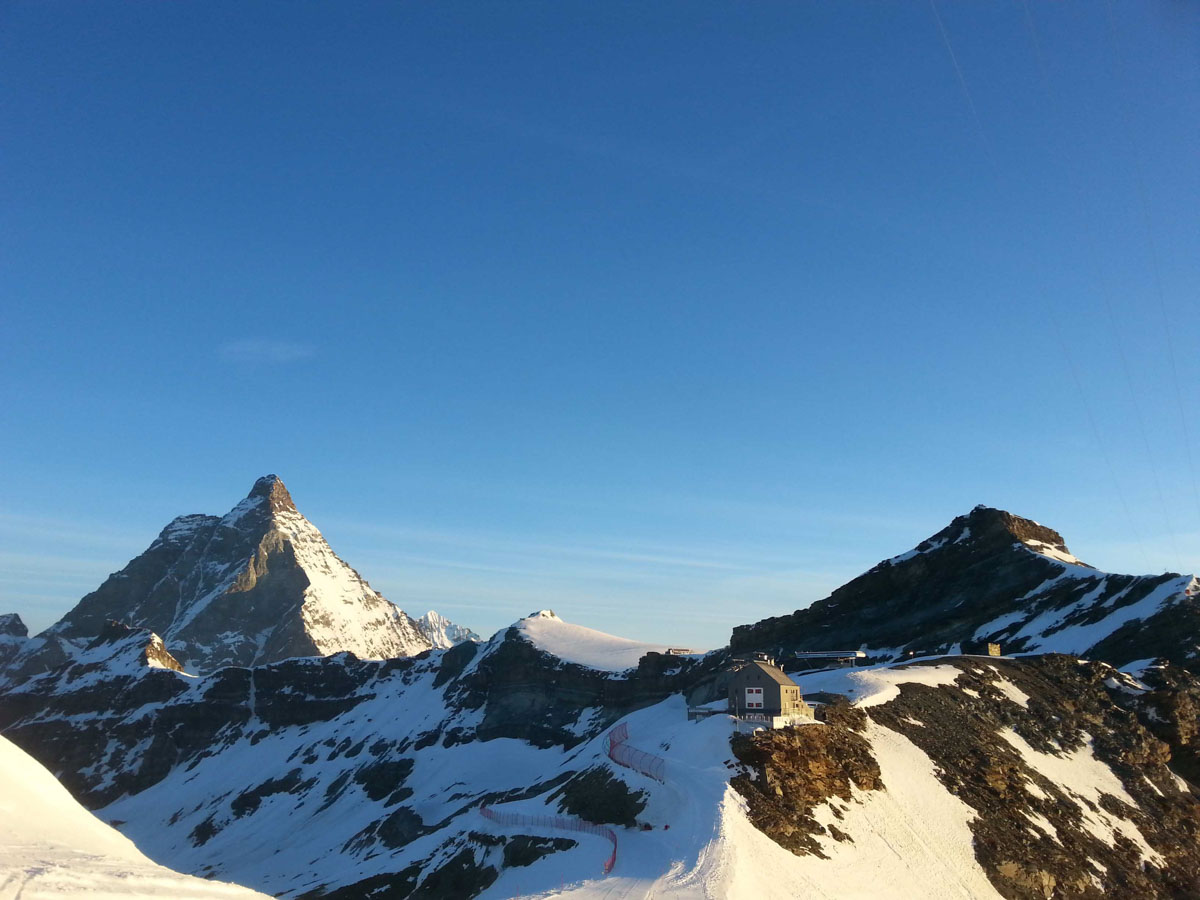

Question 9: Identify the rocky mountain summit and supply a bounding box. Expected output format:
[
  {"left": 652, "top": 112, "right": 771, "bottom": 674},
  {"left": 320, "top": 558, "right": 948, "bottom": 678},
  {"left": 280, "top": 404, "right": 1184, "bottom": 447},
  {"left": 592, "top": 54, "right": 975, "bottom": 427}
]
[
  {"left": 34, "top": 475, "right": 431, "bottom": 672},
  {"left": 732, "top": 505, "right": 1198, "bottom": 672}
]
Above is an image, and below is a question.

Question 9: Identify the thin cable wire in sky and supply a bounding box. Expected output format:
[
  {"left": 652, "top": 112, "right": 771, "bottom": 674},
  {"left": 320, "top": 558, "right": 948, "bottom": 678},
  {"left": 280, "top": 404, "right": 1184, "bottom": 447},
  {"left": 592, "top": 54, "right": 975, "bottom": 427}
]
[
  {"left": 1102, "top": 0, "right": 1200, "bottom": 527},
  {"left": 927, "top": 0, "right": 1000, "bottom": 174},
  {"left": 1017, "top": 0, "right": 1169, "bottom": 572},
  {"left": 931, "top": 0, "right": 1181, "bottom": 571}
]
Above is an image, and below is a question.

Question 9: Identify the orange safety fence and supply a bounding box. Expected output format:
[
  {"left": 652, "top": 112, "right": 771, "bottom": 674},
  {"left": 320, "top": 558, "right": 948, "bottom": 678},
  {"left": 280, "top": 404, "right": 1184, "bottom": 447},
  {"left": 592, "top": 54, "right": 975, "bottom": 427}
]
[
  {"left": 479, "top": 803, "right": 617, "bottom": 875},
  {"left": 604, "top": 722, "right": 666, "bottom": 783}
]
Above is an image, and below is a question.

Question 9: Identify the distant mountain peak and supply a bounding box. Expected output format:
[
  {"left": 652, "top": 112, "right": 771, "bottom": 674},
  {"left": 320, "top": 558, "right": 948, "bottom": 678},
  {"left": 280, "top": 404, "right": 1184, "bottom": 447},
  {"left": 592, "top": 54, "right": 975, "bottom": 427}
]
[
  {"left": 42, "top": 477, "right": 431, "bottom": 671},
  {"left": 415, "top": 610, "right": 481, "bottom": 649},
  {"left": 0, "top": 613, "right": 27, "bottom": 639}
]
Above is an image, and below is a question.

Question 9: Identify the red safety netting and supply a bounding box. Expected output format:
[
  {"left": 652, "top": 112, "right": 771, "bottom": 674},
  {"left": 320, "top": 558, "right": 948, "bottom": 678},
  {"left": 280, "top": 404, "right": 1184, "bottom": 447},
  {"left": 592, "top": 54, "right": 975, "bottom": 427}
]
[
  {"left": 604, "top": 722, "right": 666, "bottom": 783},
  {"left": 479, "top": 803, "right": 617, "bottom": 875}
]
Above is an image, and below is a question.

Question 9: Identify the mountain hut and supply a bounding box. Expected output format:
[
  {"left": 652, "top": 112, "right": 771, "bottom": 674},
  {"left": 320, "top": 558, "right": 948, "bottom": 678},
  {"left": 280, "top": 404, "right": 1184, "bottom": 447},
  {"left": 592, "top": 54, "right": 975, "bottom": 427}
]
[{"left": 727, "top": 658, "right": 814, "bottom": 727}]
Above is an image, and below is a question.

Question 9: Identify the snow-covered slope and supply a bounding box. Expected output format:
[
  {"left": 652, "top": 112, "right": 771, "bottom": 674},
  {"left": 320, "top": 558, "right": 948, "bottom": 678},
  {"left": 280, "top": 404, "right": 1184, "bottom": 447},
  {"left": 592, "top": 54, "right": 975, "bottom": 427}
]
[
  {"left": 38, "top": 475, "right": 431, "bottom": 672},
  {"left": 415, "top": 609, "right": 480, "bottom": 649},
  {"left": 470, "top": 693, "right": 1007, "bottom": 900},
  {"left": 733, "top": 505, "right": 1200, "bottom": 671},
  {"left": 0, "top": 735, "right": 267, "bottom": 899},
  {"left": 7, "top": 595, "right": 1198, "bottom": 899},
  {"left": 514, "top": 610, "right": 683, "bottom": 672}
]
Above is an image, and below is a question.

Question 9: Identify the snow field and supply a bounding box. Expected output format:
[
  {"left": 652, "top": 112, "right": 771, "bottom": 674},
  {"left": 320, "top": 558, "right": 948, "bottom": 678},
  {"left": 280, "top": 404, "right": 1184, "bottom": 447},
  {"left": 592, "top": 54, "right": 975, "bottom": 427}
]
[
  {"left": 515, "top": 611, "right": 682, "bottom": 673},
  {"left": 0, "top": 736, "right": 268, "bottom": 899}
]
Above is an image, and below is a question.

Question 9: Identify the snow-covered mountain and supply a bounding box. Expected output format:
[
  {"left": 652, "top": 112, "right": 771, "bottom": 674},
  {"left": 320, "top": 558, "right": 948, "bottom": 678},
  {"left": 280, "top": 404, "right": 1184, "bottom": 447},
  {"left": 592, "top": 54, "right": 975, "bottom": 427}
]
[
  {"left": 0, "top": 733, "right": 268, "bottom": 898},
  {"left": 5, "top": 606, "right": 1200, "bottom": 898},
  {"left": 415, "top": 609, "right": 481, "bottom": 649},
  {"left": 733, "top": 505, "right": 1200, "bottom": 671},
  {"left": 6, "top": 498, "right": 1200, "bottom": 898},
  {"left": 35, "top": 475, "right": 431, "bottom": 672}
]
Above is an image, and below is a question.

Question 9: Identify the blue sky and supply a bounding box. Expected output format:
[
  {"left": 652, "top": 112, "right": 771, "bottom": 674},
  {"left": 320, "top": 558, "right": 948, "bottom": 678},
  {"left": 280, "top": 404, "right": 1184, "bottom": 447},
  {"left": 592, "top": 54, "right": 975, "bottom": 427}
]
[{"left": 3, "top": 1, "right": 1198, "bottom": 648}]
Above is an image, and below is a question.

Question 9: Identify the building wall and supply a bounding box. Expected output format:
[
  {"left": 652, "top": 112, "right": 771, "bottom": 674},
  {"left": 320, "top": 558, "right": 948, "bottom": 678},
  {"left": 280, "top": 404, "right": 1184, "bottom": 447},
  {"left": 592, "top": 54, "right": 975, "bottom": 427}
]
[{"left": 727, "top": 664, "right": 814, "bottom": 718}]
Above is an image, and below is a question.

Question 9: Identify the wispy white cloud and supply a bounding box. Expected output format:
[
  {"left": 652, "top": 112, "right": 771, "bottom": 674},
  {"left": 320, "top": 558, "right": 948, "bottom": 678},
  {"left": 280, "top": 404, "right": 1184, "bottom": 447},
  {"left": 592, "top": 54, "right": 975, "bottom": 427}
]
[{"left": 217, "top": 339, "right": 315, "bottom": 364}]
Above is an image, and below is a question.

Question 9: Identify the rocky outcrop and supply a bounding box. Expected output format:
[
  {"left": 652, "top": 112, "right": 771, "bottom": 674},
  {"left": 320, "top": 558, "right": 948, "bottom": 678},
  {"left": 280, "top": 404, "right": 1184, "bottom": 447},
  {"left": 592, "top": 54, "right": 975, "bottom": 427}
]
[
  {"left": 39, "top": 475, "right": 431, "bottom": 672},
  {"left": 1118, "top": 661, "right": 1200, "bottom": 788},
  {"left": 731, "top": 505, "right": 1196, "bottom": 672},
  {"left": 735, "top": 656, "right": 1200, "bottom": 899},
  {"left": 731, "top": 711, "right": 882, "bottom": 856}
]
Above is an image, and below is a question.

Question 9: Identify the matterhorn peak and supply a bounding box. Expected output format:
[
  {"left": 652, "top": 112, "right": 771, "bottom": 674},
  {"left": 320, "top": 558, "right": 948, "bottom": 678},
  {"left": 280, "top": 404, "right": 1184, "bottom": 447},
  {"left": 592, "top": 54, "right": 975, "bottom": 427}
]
[
  {"left": 246, "top": 474, "right": 296, "bottom": 513},
  {"left": 44, "top": 476, "right": 431, "bottom": 671}
]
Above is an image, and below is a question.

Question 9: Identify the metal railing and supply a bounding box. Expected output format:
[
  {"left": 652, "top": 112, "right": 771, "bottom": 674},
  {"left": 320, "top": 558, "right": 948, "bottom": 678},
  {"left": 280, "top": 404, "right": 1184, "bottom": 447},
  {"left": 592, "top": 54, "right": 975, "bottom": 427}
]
[
  {"left": 479, "top": 803, "right": 617, "bottom": 875},
  {"left": 604, "top": 722, "right": 666, "bottom": 783}
]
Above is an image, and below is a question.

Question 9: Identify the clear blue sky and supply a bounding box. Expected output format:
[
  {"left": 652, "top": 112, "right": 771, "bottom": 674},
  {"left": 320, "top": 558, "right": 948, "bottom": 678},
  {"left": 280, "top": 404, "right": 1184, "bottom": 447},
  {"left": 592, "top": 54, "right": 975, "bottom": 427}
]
[{"left": 3, "top": 1, "right": 1198, "bottom": 648}]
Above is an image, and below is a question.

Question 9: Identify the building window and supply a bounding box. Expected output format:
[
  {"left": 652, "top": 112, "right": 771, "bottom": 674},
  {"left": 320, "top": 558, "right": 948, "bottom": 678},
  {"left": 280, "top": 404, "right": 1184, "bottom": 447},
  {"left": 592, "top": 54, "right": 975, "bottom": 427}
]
[{"left": 745, "top": 687, "right": 763, "bottom": 709}]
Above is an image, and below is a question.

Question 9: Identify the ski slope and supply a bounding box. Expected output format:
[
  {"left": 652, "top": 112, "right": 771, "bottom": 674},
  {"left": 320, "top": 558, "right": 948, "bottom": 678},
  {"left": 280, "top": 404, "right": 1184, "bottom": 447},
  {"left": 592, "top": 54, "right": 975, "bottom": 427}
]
[{"left": 474, "top": 691, "right": 1003, "bottom": 899}]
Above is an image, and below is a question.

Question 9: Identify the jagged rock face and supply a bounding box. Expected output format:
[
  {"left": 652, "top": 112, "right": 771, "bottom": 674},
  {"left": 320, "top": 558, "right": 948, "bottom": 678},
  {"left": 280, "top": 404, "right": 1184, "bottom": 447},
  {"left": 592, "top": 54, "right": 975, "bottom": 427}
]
[
  {"left": 731, "top": 705, "right": 881, "bottom": 856},
  {"left": 42, "top": 475, "right": 432, "bottom": 671},
  {"left": 731, "top": 505, "right": 1198, "bottom": 671},
  {"left": 415, "top": 610, "right": 481, "bottom": 649},
  {"left": 1119, "top": 662, "right": 1200, "bottom": 788}
]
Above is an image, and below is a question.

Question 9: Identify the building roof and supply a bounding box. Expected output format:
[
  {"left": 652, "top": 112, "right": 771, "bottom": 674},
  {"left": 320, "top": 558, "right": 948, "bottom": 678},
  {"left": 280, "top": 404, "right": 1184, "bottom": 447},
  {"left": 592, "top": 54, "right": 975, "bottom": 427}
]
[{"left": 732, "top": 659, "right": 799, "bottom": 688}]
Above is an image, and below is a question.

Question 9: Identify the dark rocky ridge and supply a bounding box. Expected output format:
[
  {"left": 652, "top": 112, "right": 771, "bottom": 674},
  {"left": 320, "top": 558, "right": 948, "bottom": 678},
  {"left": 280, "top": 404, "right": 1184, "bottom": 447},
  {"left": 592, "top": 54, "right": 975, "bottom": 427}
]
[{"left": 731, "top": 505, "right": 1196, "bottom": 671}]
